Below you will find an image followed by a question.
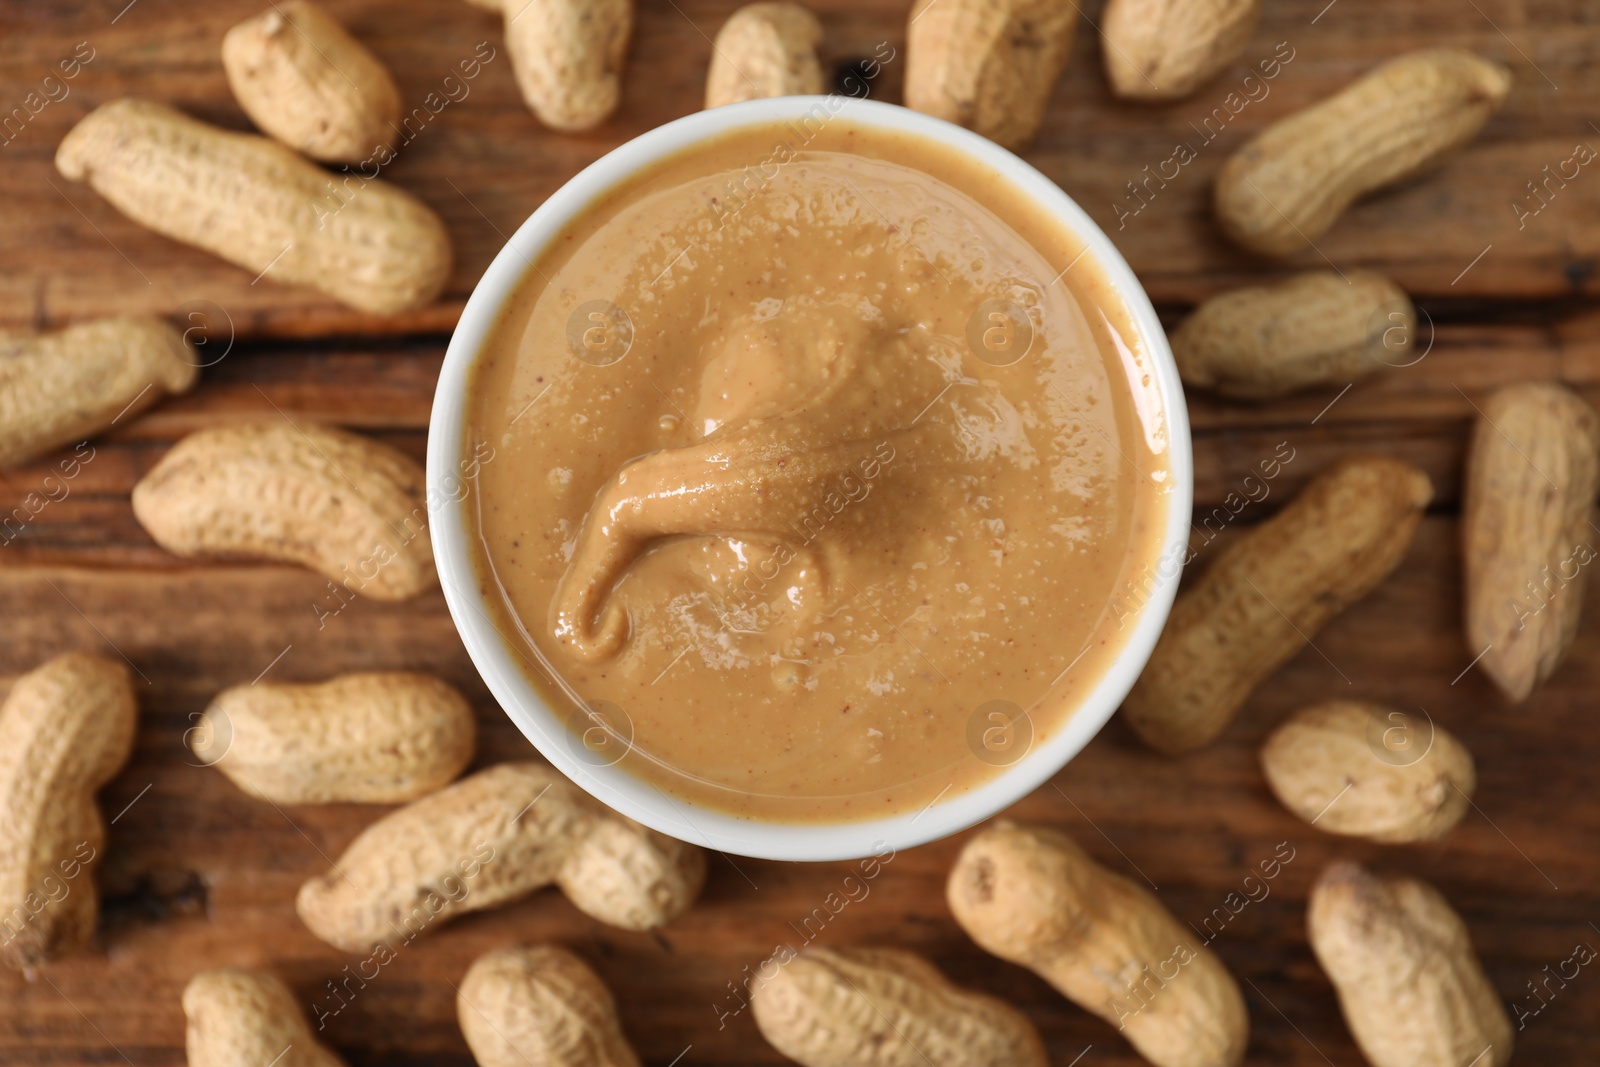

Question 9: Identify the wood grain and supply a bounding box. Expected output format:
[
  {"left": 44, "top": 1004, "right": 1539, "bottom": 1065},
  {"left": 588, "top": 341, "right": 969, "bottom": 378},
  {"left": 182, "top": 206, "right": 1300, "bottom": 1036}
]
[
  {"left": 4, "top": 0, "right": 1600, "bottom": 338},
  {"left": 3, "top": 322, "right": 1597, "bottom": 563},
  {"left": 1, "top": 518, "right": 1597, "bottom": 1065},
  {"left": 3, "top": 0, "right": 1599, "bottom": 1064}
]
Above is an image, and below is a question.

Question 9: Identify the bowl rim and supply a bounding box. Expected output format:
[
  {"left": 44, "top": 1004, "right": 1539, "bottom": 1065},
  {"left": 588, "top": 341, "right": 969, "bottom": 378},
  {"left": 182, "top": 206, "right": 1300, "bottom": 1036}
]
[{"left": 427, "top": 94, "right": 1193, "bottom": 862}]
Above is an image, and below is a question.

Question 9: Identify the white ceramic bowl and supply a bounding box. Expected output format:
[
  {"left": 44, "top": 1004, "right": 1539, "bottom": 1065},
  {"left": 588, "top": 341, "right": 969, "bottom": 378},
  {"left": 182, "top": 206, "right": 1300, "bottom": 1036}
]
[{"left": 428, "top": 95, "right": 1192, "bottom": 863}]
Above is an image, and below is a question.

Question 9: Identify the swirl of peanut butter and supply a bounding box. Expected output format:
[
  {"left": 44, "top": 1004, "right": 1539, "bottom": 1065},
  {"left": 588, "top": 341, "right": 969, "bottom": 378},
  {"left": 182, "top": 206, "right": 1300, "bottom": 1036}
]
[{"left": 550, "top": 299, "right": 943, "bottom": 661}]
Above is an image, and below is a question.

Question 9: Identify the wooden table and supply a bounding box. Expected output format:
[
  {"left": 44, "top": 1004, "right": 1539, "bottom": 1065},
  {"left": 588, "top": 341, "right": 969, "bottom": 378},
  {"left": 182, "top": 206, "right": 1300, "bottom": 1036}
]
[{"left": 2, "top": 0, "right": 1597, "bottom": 1063}]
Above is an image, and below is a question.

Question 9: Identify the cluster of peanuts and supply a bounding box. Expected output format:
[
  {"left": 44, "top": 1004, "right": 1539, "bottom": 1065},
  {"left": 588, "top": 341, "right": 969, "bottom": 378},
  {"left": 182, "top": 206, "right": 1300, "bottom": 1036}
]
[
  {"left": 8, "top": 6, "right": 713, "bottom": 1065},
  {"left": 2, "top": 0, "right": 1587, "bottom": 1065}
]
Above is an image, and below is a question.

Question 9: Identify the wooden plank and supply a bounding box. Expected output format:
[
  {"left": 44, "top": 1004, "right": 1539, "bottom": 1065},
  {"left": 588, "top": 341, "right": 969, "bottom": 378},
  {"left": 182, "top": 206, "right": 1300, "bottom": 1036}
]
[
  {"left": 2, "top": 321, "right": 1595, "bottom": 566},
  {"left": 4, "top": 0, "right": 1600, "bottom": 339},
  {"left": 0, "top": 517, "right": 1596, "bottom": 1065}
]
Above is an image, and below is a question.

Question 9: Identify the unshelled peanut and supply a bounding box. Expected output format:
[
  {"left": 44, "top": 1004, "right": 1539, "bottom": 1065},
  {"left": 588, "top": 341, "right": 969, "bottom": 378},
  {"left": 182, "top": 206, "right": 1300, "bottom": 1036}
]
[
  {"left": 0, "top": 316, "right": 198, "bottom": 468},
  {"left": 752, "top": 946, "right": 1049, "bottom": 1067},
  {"left": 1308, "top": 862, "right": 1512, "bottom": 1067},
  {"left": 56, "top": 99, "right": 450, "bottom": 314},
  {"left": 458, "top": 945, "right": 641, "bottom": 1067},
  {"left": 948, "top": 821, "right": 1248, "bottom": 1067},
  {"left": 1172, "top": 271, "right": 1414, "bottom": 399},
  {"left": 705, "top": 3, "right": 824, "bottom": 109},
  {"left": 1462, "top": 381, "right": 1600, "bottom": 701},
  {"left": 0, "top": 653, "right": 136, "bottom": 969},
  {"left": 131, "top": 420, "right": 435, "bottom": 601},
  {"left": 467, "top": 0, "right": 632, "bottom": 130},
  {"left": 1124, "top": 456, "right": 1432, "bottom": 753},
  {"left": 1260, "top": 701, "right": 1474, "bottom": 842},
  {"left": 184, "top": 969, "right": 346, "bottom": 1067},
  {"left": 296, "top": 762, "right": 704, "bottom": 951},
  {"left": 1215, "top": 50, "right": 1511, "bottom": 257},
  {"left": 223, "top": 0, "right": 403, "bottom": 164},
  {"left": 1102, "top": 0, "right": 1259, "bottom": 100},
  {"left": 905, "top": 0, "right": 1076, "bottom": 150},
  {"left": 193, "top": 672, "right": 475, "bottom": 803}
]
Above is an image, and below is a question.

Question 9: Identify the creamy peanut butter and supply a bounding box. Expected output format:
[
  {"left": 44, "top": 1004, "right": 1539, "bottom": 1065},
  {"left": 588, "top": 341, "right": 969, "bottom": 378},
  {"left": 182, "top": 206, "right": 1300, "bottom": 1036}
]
[{"left": 466, "top": 117, "right": 1172, "bottom": 823}]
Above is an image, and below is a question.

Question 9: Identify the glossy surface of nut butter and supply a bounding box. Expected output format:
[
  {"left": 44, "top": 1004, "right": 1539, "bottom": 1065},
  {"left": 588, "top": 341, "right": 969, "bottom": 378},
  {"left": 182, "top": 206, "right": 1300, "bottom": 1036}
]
[{"left": 468, "top": 119, "right": 1170, "bottom": 821}]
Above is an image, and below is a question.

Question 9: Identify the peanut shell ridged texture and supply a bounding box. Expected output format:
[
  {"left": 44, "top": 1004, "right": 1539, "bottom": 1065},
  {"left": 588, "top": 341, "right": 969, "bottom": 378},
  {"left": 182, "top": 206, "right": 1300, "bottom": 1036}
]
[
  {"left": 1308, "top": 862, "right": 1512, "bottom": 1067},
  {"left": 223, "top": 0, "right": 403, "bottom": 164},
  {"left": 947, "top": 822, "right": 1248, "bottom": 1067},
  {"left": 55, "top": 98, "right": 451, "bottom": 314},
  {"left": 705, "top": 3, "right": 824, "bottom": 109},
  {"left": 1215, "top": 50, "right": 1511, "bottom": 257},
  {"left": 0, "top": 316, "right": 198, "bottom": 468},
  {"left": 457, "top": 945, "right": 641, "bottom": 1067},
  {"left": 1462, "top": 382, "right": 1600, "bottom": 701},
  {"left": 1102, "top": 0, "right": 1259, "bottom": 100},
  {"left": 484, "top": 0, "right": 633, "bottom": 130},
  {"left": 1260, "top": 701, "right": 1474, "bottom": 842},
  {"left": 0, "top": 653, "right": 136, "bottom": 969},
  {"left": 905, "top": 0, "right": 1077, "bottom": 150},
  {"left": 183, "top": 969, "right": 347, "bottom": 1067},
  {"left": 296, "top": 763, "right": 705, "bottom": 952},
  {"left": 194, "top": 672, "right": 475, "bottom": 803},
  {"left": 130, "top": 420, "right": 435, "bottom": 601},
  {"left": 751, "top": 946, "right": 1049, "bottom": 1067},
  {"left": 1172, "top": 271, "right": 1413, "bottom": 399},
  {"left": 1124, "top": 456, "right": 1432, "bottom": 754}
]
